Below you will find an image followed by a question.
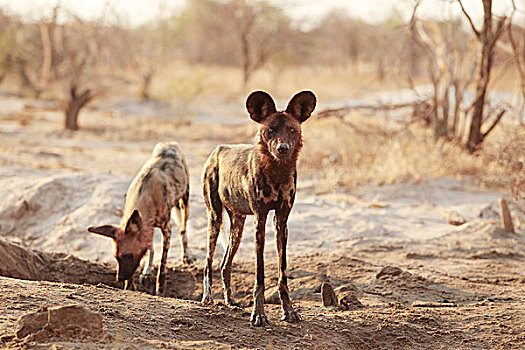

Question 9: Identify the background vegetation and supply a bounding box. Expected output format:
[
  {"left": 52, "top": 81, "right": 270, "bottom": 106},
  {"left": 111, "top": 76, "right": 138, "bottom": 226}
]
[{"left": 0, "top": 0, "right": 523, "bottom": 198}]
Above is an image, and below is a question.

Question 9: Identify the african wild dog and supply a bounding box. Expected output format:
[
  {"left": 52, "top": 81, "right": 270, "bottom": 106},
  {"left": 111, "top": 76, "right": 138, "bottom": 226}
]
[
  {"left": 201, "top": 90, "right": 316, "bottom": 326},
  {"left": 87, "top": 141, "right": 190, "bottom": 296}
]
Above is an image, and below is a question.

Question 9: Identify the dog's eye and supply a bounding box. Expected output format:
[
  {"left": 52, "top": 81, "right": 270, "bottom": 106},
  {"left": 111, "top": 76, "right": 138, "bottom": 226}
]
[
  {"left": 289, "top": 127, "right": 296, "bottom": 133},
  {"left": 268, "top": 127, "right": 275, "bottom": 134}
]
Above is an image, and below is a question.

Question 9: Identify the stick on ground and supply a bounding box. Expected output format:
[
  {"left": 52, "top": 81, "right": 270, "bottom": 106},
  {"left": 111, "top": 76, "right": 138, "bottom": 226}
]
[{"left": 499, "top": 198, "right": 515, "bottom": 233}]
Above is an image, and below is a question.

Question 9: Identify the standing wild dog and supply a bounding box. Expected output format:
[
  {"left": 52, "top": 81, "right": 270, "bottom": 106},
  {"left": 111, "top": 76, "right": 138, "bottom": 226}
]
[
  {"left": 88, "top": 141, "right": 190, "bottom": 296},
  {"left": 201, "top": 90, "right": 316, "bottom": 326}
]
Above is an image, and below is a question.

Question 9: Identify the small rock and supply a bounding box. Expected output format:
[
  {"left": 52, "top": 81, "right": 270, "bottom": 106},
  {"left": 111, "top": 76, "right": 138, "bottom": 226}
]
[
  {"left": 334, "top": 283, "right": 359, "bottom": 295},
  {"left": 321, "top": 282, "right": 338, "bottom": 307},
  {"left": 376, "top": 266, "right": 403, "bottom": 279},
  {"left": 479, "top": 206, "right": 500, "bottom": 220},
  {"left": 448, "top": 211, "right": 466, "bottom": 226},
  {"left": 0, "top": 334, "right": 15, "bottom": 343},
  {"left": 15, "top": 305, "right": 103, "bottom": 339},
  {"left": 264, "top": 287, "right": 280, "bottom": 305},
  {"left": 338, "top": 294, "right": 364, "bottom": 310}
]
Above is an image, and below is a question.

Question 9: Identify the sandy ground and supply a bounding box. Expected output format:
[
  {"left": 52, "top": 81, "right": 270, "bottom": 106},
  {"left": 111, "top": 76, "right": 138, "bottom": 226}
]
[{"left": 0, "top": 96, "right": 524, "bottom": 349}]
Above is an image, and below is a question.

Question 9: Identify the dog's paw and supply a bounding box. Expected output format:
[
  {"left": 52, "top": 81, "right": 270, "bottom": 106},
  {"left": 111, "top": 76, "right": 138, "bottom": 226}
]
[
  {"left": 201, "top": 294, "right": 213, "bottom": 304},
  {"left": 225, "top": 299, "right": 242, "bottom": 308},
  {"left": 250, "top": 313, "right": 268, "bottom": 327},
  {"left": 138, "top": 274, "right": 149, "bottom": 284},
  {"left": 281, "top": 309, "right": 302, "bottom": 323},
  {"left": 182, "top": 255, "right": 196, "bottom": 265}
]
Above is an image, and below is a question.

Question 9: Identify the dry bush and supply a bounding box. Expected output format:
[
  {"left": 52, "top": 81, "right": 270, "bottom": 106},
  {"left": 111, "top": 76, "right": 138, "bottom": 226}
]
[
  {"left": 480, "top": 126, "right": 525, "bottom": 201},
  {"left": 300, "top": 113, "right": 520, "bottom": 194}
]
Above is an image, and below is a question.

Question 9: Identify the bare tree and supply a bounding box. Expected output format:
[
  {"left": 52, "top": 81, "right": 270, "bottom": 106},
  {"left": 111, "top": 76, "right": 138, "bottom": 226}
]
[
  {"left": 53, "top": 10, "right": 130, "bottom": 130},
  {"left": 0, "top": 6, "right": 59, "bottom": 98},
  {"left": 182, "top": 0, "right": 290, "bottom": 89},
  {"left": 410, "top": 3, "right": 476, "bottom": 140},
  {"left": 38, "top": 7, "right": 59, "bottom": 91},
  {"left": 0, "top": 10, "right": 17, "bottom": 86},
  {"left": 59, "top": 23, "right": 99, "bottom": 130},
  {"left": 12, "top": 23, "right": 44, "bottom": 97},
  {"left": 225, "top": 0, "right": 289, "bottom": 88},
  {"left": 459, "top": 0, "right": 508, "bottom": 153},
  {"left": 309, "top": 10, "right": 366, "bottom": 72},
  {"left": 506, "top": 1, "right": 525, "bottom": 122},
  {"left": 129, "top": 19, "right": 181, "bottom": 101}
]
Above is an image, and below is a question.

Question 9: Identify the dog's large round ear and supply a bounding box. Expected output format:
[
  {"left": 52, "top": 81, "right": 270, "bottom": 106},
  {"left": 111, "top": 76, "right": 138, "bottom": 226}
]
[
  {"left": 87, "top": 225, "right": 118, "bottom": 240},
  {"left": 286, "top": 91, "right": 316, "bottom": 123},
  {"left": 246, "top": 91, "right": 277, "bottom": 123},
  {"left": 125, "top": 210, "right": 142, "bottom": 236}
]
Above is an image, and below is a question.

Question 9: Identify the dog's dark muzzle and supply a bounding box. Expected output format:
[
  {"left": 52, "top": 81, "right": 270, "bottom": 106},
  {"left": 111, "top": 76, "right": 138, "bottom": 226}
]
[
  {"left": 116, "top": 254, "right": 137, "bottom": 281},
  {"left": 276, "top": 143, "right": 289, "bottom": 155}
]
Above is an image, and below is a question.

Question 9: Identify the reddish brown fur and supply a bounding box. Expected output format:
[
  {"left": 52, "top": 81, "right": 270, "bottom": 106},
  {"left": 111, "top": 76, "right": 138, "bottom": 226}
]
[{"left": 256, "top": 112, "right": 303, "bottom": 184}]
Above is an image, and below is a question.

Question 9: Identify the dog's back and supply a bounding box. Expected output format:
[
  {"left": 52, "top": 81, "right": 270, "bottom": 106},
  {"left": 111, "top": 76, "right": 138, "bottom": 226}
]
[
  {"left": 202, "top": 144, "right": 255, "bottom": 217},
  {"left": 126, "top": 142, "right": 189, "bottom": 219}
]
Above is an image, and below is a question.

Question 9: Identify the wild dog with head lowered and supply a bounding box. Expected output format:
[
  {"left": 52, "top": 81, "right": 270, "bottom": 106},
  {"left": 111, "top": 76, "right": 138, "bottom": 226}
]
[{"left": 88, "top": 141, "right": 190, "bottom": 295}]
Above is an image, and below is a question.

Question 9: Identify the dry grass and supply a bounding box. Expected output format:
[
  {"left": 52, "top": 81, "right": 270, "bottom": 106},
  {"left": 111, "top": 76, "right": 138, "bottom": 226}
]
[
  {"left": 300, "top": 113, "right": 523, "bottom": 196},
  {"left": 149, "top": 62, "right": 431, "bottom": 102}
]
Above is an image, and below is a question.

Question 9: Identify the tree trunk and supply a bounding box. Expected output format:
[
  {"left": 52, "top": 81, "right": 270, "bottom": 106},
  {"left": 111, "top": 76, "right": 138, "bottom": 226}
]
[
  {"left": 241, "top": 30, "right": 251, "bottom": 89},
  {"left": 16, "top": 57, "right": 42, "bottom": 98},
  {"left": 377, "top": 58, "right": 385, "bottom": 82},
  {"left": 466, "top": 45, "right": 491, "bottom": 152},
  {"left": 465, "top": 0, "right": 506, "bottom": 153},
  {"left": 140, "top": 70, "right": 154, "bottom": 102},
  {"left": 451, "top": 81, "right": 460, "bottom": 138},
  {"left": 39, "top": 22, "right": 54, "bottom": 89},
  {"left": 64, "top": 84, "right": 94, "bottom": 131},
  {"left": 442, "top": 85, "right": 450, "bottom": 138}
]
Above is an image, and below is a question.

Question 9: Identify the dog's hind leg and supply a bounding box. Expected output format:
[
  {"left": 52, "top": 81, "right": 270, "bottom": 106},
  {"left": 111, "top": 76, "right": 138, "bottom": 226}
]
[
  {"left": 220, "top": 209, "right": 246, "bottom": 307},
  {"left": 156, "top": 221, "right": 172, "bottom": 296},
  {"left": 173, "top": 191, "right": 191, "bottom": 264},
  {"left": 202, "top": 166, "right": 223, "bottom": 304}
]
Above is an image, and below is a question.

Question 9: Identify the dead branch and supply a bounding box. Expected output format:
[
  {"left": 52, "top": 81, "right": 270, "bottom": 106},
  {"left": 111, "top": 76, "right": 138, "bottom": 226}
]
[
  {"left": 481, "top": 109, "right": 506, "bottom": 140},
  {"left": 458, "top": 0, "right": 480, "bottom": 39},
  {"left": 317, "top": 101, "right": 428, "bottom": 120},
  {"left": 506, "top": 5, "right": 525, "bottom": 105}
]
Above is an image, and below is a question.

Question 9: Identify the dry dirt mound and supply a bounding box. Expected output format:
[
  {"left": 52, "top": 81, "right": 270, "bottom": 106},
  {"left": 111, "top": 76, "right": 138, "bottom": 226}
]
[
  {"left": 0, "top": 239, "right": 497, "bottom": 306},
  {"left": 364, "top": 265, "right": 480, "bottom": 305},
  {"left": 0, "top": 167, "right": 129, "bottom": 263},
  {"left": 0, "top": 238, "right": 201, "bottom": 299},
  {"left": 15, "top": 304, "right": 103, "bottom": 340}
]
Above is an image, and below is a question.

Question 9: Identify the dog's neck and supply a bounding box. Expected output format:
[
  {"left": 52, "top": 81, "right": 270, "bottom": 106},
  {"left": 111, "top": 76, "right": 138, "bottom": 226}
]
[
  {"left": 122, "top": 204, "right": 155, "bottom": 248},
  {"left": 255, "top": 142, "right": 299, "bottom": 186}
]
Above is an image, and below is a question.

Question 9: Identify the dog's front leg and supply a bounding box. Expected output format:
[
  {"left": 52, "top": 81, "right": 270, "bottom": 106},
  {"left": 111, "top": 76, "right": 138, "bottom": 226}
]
[
  {"left": 275, "top": 208, "right": 301, "bottom": 323},
  {"left": 250, "top": 211, "right": 268, "bottom": 327}
]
